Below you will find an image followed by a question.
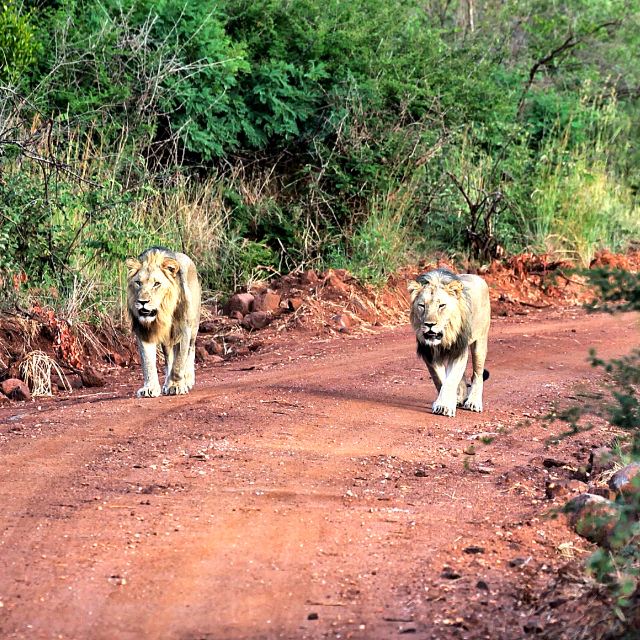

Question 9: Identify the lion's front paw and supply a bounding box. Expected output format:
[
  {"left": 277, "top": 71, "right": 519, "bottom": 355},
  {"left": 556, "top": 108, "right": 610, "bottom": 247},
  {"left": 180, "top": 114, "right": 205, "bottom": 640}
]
[
  {"left": 162, "top": 381, "right": 190, "bottom": 396},
  {"left": 137, "top": 384, "right": 161, "bottom": 398},
  {"left": 432, "top": 401, "right": 457, "bottom": 417},
  {"left": 463, "top": 398, "right": 483, "bottom": 412}
]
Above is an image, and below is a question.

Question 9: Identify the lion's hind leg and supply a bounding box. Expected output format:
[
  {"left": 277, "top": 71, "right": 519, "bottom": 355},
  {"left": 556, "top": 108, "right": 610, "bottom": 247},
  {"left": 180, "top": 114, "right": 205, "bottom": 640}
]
[{"left": 463, "top": 338, "right": 487, "bottom": 412}]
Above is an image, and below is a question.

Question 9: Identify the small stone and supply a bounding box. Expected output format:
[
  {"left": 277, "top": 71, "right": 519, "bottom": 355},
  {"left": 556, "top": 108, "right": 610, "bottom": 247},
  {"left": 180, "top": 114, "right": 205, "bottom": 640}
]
[
  {"left": 331, "top": 313, "right": 352, "bottom": 333},
  {"left": 508, "top": 557, "right": 530, "bottom": 568},
  {"left": 414, "top": 468, "right": 428, "bottom": 477},
  {"left": 204, "top": 340, "right": 223, "bottom": 356},
  {"left": 242, "top": 311, "right": 271, "bottom": 331},
  {"left": 463, "top": 445, "right": 476, "bottom": 455},
  {"left": 545, "top": 479, "right": 587, "bottom": 500},
  {"left": 195, "top": 346, "right": 209, "bottom": 363},
  {"left": 441, "top": 566, "right": 461, "bottom": 580},
  {"left": 300, "top": 270, "right": 319, "bottom": 285},
  {"left": 103, "top": 351, "right": 127, "bottom": 367},
  {"left": 543, "top": 458, "right": 568, "bottom": 468},
  {"left": 307, "top": 612, "right": 319, "bottom": 621},
  {"left": 476, "top": 580, "right": 490, "bottom": 591},
  {"left": 199, "top": 321, "right": 218, "bottom": 334},
  {"left": 287, "top": 297, "right": 303, "bottom": 312},
  {"left": 208, "top": 355, "right": 224, "bottom": 364},
  {"left": 463, "top": 545, "right": 485, "bottom": 554},
  {"left": 80, "top": 365, "right": 105, "bottom": 388},
  {"left": 0, "top": 392, "right": 11, "bottom": 404},
  {"left": 229, "top": 311, "right": 244, "bottom": 321},
  {"left": 1, "top": 378, "right": 31, "bottom": 401}
]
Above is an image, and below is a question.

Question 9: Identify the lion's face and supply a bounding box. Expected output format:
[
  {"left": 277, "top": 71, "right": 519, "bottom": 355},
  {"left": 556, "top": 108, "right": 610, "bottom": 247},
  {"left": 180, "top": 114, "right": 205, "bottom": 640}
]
[
  {"left": 126, "top": 253, "right": 180, "bottom": 326},
  {"left": 408, "top": 274, "right": 465, "bottom": 348}
]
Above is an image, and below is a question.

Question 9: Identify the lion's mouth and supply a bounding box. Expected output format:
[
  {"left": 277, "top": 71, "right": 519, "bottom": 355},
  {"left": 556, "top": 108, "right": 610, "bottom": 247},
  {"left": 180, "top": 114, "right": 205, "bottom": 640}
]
[
  {"left": 138, "top": 308, "right": 157, "bottom": 321},
  {"left": 423, "top": 330, "right": 443, "bottom": 342}
]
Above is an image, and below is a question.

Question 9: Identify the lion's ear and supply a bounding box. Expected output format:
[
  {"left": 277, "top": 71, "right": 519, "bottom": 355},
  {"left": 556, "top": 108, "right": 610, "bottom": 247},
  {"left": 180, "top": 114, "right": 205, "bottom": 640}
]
[
  {"left": 446, "top": 280, "right": 464, "bottom": 298},
  {"left": 125, "top": 258, "right": 141, "bottom": 278},
  {"left": 161, "top": 257, "right": 180, "bottom": 278},
  {"left": 407, "top": 280, "right": 424, "bottom": 302}
]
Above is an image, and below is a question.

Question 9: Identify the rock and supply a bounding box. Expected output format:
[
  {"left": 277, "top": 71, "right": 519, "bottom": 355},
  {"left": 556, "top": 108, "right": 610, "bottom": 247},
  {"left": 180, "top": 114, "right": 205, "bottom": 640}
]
[
  {"left": 441, "top": 566, "right": 461, "bottom": 580},
  {"left": 242, "top": 311, "right": 272, "bottom": 331},
  {"left": 589, "top": 446, "right": 617, "bottom": 475},
  {"left": 80, "top": 365, "right": 105, "bottom": 388},
  {"left": 414, "top": 468, "right": 428, "bottom": 477},
  {"left": 229, "top": 310, "right": 244, "bottom": 321},
  {"left": 508, "top": 557, "right": 530, "bottom": 568},
  {"left": 0, "top": 392, "right": 11, "bottom": 405},
  {"left": 545, "top": 479, "right": 587, "bottom": 500},
  {"left": 586, "top": 482, "right": 612, "bottom": 499},
  {"left": 543, "top": 458, "right": 569, "bottom": 469},
  {"left": 287, "top": 297, "right": 303, "bottom": 312},
  {"left": 195, "top": 346, "right": 209, "bottom": 363},
  {"left": 204, "top": 340, "right": 223, "bottom": 356},
  {"left": 300, "top": 270, "right": 319, "bottom": 285},
  {"left": 476, "top": 580, "right": 490, "bottom": 591},
  {"left": 209, "top": 355, "right": 224, "bottom": 364},
  {"left": 225, "top": 293, "right": 254, "bottom": 316},
  {"left": 331, "top": 313, "right": 352, "bottom": 333},
  {"left": 325, "top": 273, "right": 349, "bottom": 292},
  {"left": 199, "top": 320, "right": 219, "bottom": 334},
  {"left": 608, "top": 463, "right": 640, "bottom": 497},
  {"left": 463, "top": 545, "right": 485, "bottom": 554},
  {"left": 564, "top": 493, "right": 621, "bottom": 547},
  {"left": 1, "top": 378, "right": 31, "bottom": 401},
  {"left": 307, "top": 612, "right": 319, "bottom": 621},
  {"left": 103, "top": 351, "right": 127, "bottom": 367},
  {"left": 52, "top": 372, "right": 83, "bottom": 390},
  {"left": 253, "top": 290, "right": 281, "bottom": 313}
]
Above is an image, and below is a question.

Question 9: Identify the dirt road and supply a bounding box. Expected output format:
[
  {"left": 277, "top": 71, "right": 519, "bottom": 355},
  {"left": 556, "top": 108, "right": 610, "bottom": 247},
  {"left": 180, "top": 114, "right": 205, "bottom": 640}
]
[{"left": 1, "top": 307, "right": 638, "bottom": 640}]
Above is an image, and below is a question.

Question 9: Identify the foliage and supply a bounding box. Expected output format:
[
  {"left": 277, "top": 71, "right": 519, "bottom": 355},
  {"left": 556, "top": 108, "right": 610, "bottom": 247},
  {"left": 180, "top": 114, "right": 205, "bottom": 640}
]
[
  {"left": 0, "top": 0, "right": 39, "bottom": 84},
  {"left": 0, "top": 0, "right": 639, "bottom": 312}
]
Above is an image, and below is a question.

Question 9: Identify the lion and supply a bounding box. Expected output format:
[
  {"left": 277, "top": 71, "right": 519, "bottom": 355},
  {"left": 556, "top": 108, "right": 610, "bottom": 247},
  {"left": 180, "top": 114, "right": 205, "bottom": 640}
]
[
  {"left": 125, "top": 247, "right": 201, "bottom": 398},
  {"left": 408, "top": 268, "right": 490, "bottom": 417}
]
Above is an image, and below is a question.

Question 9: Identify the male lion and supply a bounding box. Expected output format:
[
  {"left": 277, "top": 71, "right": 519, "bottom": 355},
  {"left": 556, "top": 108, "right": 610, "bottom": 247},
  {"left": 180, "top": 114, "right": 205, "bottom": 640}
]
[
  {"left": 126, "top": 247, "right": 201, "bottom": 398},
  {"left": 408, "top": 268, "right": 490, "bottom": 417}
]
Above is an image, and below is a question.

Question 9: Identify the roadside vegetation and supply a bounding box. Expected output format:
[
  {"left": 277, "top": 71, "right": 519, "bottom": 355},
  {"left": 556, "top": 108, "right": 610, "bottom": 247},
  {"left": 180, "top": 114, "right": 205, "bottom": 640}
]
[{"left": 1, "top": 0, "right": 639, "bottom": 319}]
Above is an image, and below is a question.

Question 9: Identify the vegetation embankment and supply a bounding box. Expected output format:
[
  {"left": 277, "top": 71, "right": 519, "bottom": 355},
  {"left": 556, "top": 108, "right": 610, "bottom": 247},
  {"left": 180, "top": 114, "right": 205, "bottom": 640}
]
[{"left": 0, "top": 0, "right": 638, "bottom": 321}]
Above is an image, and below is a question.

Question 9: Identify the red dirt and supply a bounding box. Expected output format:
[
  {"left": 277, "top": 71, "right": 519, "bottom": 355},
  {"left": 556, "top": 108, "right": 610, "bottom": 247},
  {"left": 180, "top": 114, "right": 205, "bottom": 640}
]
[{"left": 1, "top": 304, "right": 639, "bottom": 639}]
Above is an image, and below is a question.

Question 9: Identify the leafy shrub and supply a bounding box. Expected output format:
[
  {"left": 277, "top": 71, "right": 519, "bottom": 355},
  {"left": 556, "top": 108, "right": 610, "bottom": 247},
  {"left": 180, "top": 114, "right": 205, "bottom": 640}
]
[{"left": 0, "top": 0, "right": 39, "bottom": 84}]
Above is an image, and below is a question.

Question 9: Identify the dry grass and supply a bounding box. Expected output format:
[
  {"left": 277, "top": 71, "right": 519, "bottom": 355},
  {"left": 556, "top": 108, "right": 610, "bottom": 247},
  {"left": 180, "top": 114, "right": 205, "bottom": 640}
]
[{"left": 19, "top": 351, "right": 72, "bottom": 396}]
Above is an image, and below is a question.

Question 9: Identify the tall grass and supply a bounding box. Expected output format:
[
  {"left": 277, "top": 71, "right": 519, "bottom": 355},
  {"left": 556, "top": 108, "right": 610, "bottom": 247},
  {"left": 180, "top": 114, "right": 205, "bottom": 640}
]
[{"left": 530, "top": 100, "right": 640, "bottom": 266}]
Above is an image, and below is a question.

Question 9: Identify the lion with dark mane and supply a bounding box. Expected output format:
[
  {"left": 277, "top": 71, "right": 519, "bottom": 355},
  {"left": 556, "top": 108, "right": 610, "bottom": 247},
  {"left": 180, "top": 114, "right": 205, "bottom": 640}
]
[
  {"left": 126, "top": 247, "right": 201, "bottom": 397},
  {"left": 408, "top": 268, "right": 490, "bottom": 417}
]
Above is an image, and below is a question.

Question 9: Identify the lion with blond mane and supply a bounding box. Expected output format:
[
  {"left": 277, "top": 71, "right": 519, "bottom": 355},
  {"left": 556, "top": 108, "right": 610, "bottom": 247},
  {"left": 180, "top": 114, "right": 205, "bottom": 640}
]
[
  {"left": 126, "top": 247, "right": 201, "bottom": 397},
  {"left": 408, "top": 268, "right": 490, "bottom": 417}
]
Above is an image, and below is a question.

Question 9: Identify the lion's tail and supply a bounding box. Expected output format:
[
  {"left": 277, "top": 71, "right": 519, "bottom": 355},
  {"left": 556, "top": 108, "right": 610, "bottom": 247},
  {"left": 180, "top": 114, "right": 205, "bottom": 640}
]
[{"left": 483, "top": 369, "right": 490, "bottom": 381}]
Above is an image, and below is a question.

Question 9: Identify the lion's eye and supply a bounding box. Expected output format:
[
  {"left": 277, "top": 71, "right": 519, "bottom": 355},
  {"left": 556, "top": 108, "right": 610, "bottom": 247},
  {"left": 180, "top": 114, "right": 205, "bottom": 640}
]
[
  {"left": 417, "top": 303, "right": 425, "bottom": 310},
  {"left": 134, "top": 280, "right": 141, "bottom": 288},
  {"left": 152, "top": 281, "right": 161, "bottom": 289},
  {"left": 439, "top": 303, "right": 446, "bottom": 310}
]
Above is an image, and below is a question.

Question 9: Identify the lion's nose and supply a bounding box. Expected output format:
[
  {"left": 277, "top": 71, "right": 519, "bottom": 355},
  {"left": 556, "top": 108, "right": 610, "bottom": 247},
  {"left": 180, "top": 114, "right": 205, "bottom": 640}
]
[{"left": 424, "top": 322, "right": 436, "bottom": 329}]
